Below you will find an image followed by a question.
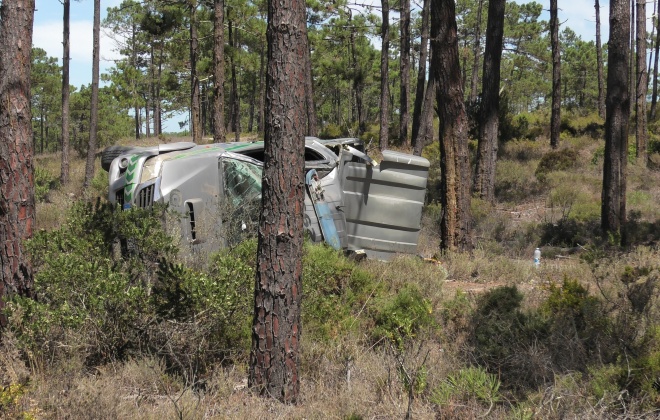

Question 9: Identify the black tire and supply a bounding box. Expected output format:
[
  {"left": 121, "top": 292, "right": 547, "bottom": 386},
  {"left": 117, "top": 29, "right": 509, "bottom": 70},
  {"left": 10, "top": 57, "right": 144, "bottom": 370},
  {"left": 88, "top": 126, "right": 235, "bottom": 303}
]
[{"left": 101, "top": 146, "right": 141, "bottom": 172}]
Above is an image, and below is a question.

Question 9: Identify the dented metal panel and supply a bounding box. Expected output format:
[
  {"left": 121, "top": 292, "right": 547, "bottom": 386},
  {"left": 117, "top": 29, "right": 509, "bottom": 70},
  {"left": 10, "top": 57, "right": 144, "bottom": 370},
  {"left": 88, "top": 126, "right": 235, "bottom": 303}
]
[{"left": 340, "top": 150, "right": 430, "bottom": 260}]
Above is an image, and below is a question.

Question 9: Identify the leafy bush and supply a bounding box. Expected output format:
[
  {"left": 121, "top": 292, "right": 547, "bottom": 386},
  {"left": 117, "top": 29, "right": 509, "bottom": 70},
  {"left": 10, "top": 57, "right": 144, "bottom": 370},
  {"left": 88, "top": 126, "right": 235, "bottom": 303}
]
[
  {"left": 495, "top": 160, "right": 542, "bottom": 202},
  {"left": 541, "top": 278, "right": 607, "bottom": 371},
  {"left": 535, "top": 148, "right": 578, "bottom": 182},
  {"left": 432, "top": 366, "right": 501, "bottom": 407},
  {"left": 11, "top": 201, "right": 172, "bottom": 366},
  {"left": 302, "top": 243, "right": 379, "bottom": 341},
  {"left": 319, "top": 123, "right": 345, "bottom": 139},
  {"left": 498, "top": 140, "right": 547, "bottom": 162},
  {"left": 372, "top": 284, "right": 435, "bottom": 349},
  {"left": 34, "top": 167, "right": 58, "bottom": 202},
  {"left": 149, "top": 241, "right": 257, "bottom": 372},
  {"left": 469, "top": 286, "right": 550, "bottom": 390}
]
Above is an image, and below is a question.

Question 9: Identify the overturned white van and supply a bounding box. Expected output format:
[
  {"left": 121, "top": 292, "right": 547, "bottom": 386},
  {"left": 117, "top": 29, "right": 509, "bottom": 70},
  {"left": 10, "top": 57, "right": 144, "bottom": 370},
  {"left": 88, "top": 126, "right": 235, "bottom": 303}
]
[{"left": 102, "top": 138, "right": 430, "bottom": 260}]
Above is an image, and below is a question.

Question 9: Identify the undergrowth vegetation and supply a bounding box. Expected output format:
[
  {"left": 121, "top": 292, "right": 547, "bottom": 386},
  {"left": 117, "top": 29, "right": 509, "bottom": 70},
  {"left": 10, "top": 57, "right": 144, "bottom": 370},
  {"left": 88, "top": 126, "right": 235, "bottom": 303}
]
[{"left": 6, "top": 119, "right": 660, "bottom": 417}]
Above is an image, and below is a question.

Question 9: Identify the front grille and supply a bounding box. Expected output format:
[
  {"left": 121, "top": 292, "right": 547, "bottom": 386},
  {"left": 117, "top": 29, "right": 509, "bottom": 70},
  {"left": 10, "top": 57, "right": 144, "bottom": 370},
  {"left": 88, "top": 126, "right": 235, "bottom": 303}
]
[
  {"left": 137, "top": 185, "right": 155, "bottom": 208},
  {"left": 116, "top": 190, "right": 124, "bottom": 207}
]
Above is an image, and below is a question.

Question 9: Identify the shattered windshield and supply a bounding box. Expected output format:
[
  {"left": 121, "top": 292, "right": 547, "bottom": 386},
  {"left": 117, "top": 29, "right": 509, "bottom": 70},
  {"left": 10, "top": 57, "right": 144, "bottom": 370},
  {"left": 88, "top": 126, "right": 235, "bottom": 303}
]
[{"left": 222, "top": 159, "right": 262, "bottom": 206}]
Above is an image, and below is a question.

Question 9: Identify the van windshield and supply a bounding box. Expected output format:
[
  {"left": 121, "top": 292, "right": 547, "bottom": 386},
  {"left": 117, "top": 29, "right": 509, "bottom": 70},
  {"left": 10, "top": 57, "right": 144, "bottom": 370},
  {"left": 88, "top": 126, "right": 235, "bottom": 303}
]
[{"left": 222, "top": 159, "right": 263, "bottom": 206}]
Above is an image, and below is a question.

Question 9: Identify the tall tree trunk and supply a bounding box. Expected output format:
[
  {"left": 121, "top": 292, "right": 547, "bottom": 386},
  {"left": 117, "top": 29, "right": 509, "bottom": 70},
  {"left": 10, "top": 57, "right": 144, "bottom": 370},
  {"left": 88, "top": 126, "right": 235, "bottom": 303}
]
[
  {"left": 40, "top": 108, "right": 45, "bottom": 154},
  {"left": 651, "top": 3, "right": 660, "bottom": 118},
  {"left": 413, "top": 48, "right": 436, "bottom": 157},
  {"left": 257, "top": 42, "right": 265, "bottom": 134},
  {"left": 227, "top": 15, "right": 240, "bottom": 141},
  {"left": 473, "top": 0, "right": 505, "bottom": 202},
  {"left": 213, "top": 0, "right": 226, "bottom": 143},
  {"left": 156, "top": 45, "right": 163, "bottom": 135},
  {"left": 629, "top": 1, "right": 635, "bottom": 114},
  {"left": 596, "top": 0, "right": 606, "bottom": 119},
  {"left": 468, "top": 0, "right": 483, "bottom": 103},
  {"left": 60, "top": 0, "right": 71, "bottom": 185},
  {"left": 602, "top": 0, "right": 630, "bottom": 241},
  {"left": 132, "top": 22, "right": 140, "bottom": 140},
  {"left": 150, "top": 44, "right": 158, "bottom": 136},
  {"left": 83, "top": 0, "right": 100, "bottom": 189},
  {"left": 550, "top": 0, "right": 561, "bottom": 149},
  {"left": 145, "top": 95, "right": 151, "bottom": 137},
  {"left": 411, "top": 0, "right": 430, "bottom": 151},
  {"left": 349, "top": 15, "right": 364, "bottom": 135},
  {"left": 248, "top": 74, "right": 256, "bottom": 132},
  {"left": 249, "top": 0, "right": 308, "bottom": 403},
  {"left": 636, "top": 0, "right": 648, "bottom": 165},
  {"left": 190, "top": 0, "right": 202, "bottom": 143},
  {"left": 0, "top": 0, "right": 36, "bottom": 327},
  {"left": 649, "top": 0, "right": 656, "bottom": 74},
  {"left": 433, "top": 0, "right": 473, "bottom": 252},
  {"left": 399, "top": 0, "right": 411, "bottom": 146},
  {"left": 304, "top": 45, "right": 318, "bottom": 136},
  {"left": 379, "top": 0, "right": 390, "bottom": 150}
]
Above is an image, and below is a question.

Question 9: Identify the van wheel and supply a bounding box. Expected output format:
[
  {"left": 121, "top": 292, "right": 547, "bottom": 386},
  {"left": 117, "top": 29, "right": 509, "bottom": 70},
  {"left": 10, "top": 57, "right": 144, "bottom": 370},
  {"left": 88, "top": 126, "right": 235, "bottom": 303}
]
[{"left": 101, "top": 146, "right": 141, "bottom": 171}]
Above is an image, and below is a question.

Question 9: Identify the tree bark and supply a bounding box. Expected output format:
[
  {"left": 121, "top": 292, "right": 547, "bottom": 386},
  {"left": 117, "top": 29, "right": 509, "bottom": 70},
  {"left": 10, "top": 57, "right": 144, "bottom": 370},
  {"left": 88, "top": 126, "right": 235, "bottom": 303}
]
[
  {"left": 304, "top": 45, "right": 318, "bottom": 136},
  {"left": 249, "top": 0, "right": 308, "bottom": 403},
  {"left": 652, "top": 2, "right": 660, "bottom": 119},
  {"left": 549, "top": 0, "right": 561, "bottom": 149},
  {"left": 190, "top": 0, "right": 202, "bottom": 143},
  {"left": 411, "top": 0, "right": 430, "bottom": 151},
  {"left": 0, "top": 0, "right": 36, "bottom": 326},
  {"left": 473, "top": 0, "right": 505, "bottom": 202},
  {"left": 349, "top": 17, "right": 365, "bottom": 135},
  {"left": 213, "top": 0, "right": 226, "bottom": 143},
  {"left": 596, "top": 0, "right": 606, "bottom": 119},
  {"left": 468, "top": 0, "right": 483, "bottom": 103},
  {"left": 602, "top": 0, "right": 630, "bottom": 241},
  {"left": 432, "top": 0, "right": 473, "bottom": 252},
  {"left": 132, "top": 22, "right": 140, "bottom": 140},
  {"left": 227, "top": 15, "right": 240, "bottom": 141},
  {"left": 379, "top": 0, "right": 390, "bottom": 151},
  {"left": 257, "top": 42, "right": 265, "bottom": 134},
  {"left": 629, "top": 1, "right": 635, "bottom": 114},
  {"left": 83, "top": 0, "right": 100, "bottom": 189},
  {"left": 156, "top": 45, "right": 163, "bottom": 135},
  {"left": 399, "top": 0, "right": 411, "bottom": 146},
  {"left": 60, "top": 0, "right": 71, "bottom": 185},
  {"left": 636, "top": 0, "right": 648, "bottom": 165}
]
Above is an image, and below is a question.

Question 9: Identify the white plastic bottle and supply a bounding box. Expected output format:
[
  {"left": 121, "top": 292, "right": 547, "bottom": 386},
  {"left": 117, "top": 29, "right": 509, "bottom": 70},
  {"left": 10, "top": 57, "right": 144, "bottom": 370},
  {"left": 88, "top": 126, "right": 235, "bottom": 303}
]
[{"left": 533, "top": 247, "right": 541, "bottom": 268}]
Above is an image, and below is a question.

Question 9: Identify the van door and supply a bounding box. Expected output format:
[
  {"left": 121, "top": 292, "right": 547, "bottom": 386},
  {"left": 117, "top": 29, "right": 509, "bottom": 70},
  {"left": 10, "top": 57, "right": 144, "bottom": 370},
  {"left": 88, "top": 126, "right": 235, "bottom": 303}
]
[{"left": 339, "top": 150, "right": 430, "bottom": 260}]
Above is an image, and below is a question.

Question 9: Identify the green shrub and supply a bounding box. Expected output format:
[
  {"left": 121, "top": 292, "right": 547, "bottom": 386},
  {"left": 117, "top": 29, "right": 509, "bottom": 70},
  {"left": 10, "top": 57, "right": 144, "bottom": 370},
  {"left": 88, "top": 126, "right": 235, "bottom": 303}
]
[
  {"left": 34, "top": 167, "right": 58, "bottom": 202},
  {"left": 499, "top": 139, "right": 545, "bottom": 161},
  {"left": 372, "top": 284, "right": 435, "bottom": 349},
  {"left": 535, "top": 148, "right": 578, "bottom": 182},
  {"left": 302, "top": 243, "right": 379, "bottom": 341},
  {"left": 469, "top": 286, "right": 549, "bottom": 390},
  {"left": 546, "top": 183, "right": 600, "bottom": 224},
  {"left": 495, "top": 160, "right": 542, "bottom": 202},
  {"left": 319, "top": 123, "right": 345, "bottom": 139},
  {"left": 11, "top": 201, "right": 171, "bottom": 366},
  {"left": 151, "top": 240, "right": 257, "bottom": 366},
  {"left": 432, "top": 366, "right": 501, "bottom": 406},
  {"left": 541, "top": 278, "right": 607, "bottom": 371}
]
